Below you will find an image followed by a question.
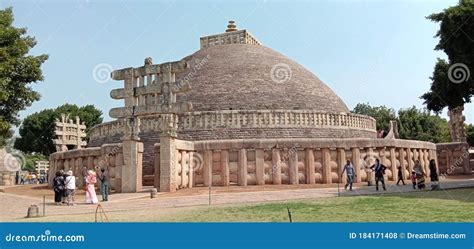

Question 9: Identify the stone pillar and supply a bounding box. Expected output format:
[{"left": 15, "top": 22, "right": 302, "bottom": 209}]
[
  {"left": 322, "top": 148, "right": 331, "bottom": 184},
  {"left": 154, "top": 148, "right": 160, "bottom": 189},
  {"left": 337, "top": 148, "right": 346, "bottom": 184},
  {"left": 203, "top": 150, "right": 212, "bottom": 187},
  {"left": 351, "top": 148, "right": 361, "bottom": 183},
  {"left": 121, "top": 139, "right": 143, "bottom": 193},
  {"left": 407, "top": 148, "right": 414, "bottom": 175},
  {"left": 390, "top": 148, "right": 397, "bottom": 181},
  {"left": 272, "top": 149, "right": 281, "bottom": 185},
  {"left": 255, "top": 149, "right": 265, "bottom": 185},
  {"left": 288, "top": 149, "right": 298, "bottom": 184},
  {"left": 159, "top": 136, "right": 177, "bottom": 192},
  {"left": 399, "top": 148, "right": 406, "bottom": 179},
  {"left": 305, "top": 149, "right": 315, "bottom": 184},
  {"left": 188, "top": 152, "right": 194, "bottom": 188},
  {"left": 115, "top": 152, "right": 123, "bottom": 193},
  {"left": 367, "top": 148, "right": 374, "bottom": 185},
  {"left": 181, "top": 150, "right": 187, "bottom": 188},
  {"left": 238, "top": 148, "right": 247, "bottom": 186},
  {"left": 221, "top": 150, "right": 230, "bottom": 186}
]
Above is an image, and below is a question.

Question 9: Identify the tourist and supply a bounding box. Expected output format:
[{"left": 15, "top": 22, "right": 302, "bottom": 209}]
[
  {"left": 65, "top": 170, "right": 76, "bottom": 206},
  {"left": 98, "top": 168, "right": 110, "bottom": 202},
  {"left": 81, "top": 166, "right": 89, "bottom": 190},
  {"left": 413, "top": 160, "right": 426, "bottom": 189},
  {"left": 370, "top": 158, "right": 387, "bottom": 191},
  {"left": 396, "top": 166, "right": 405, "bottom": 185},
  {"left": 31, "top": 173, "right": 36, "bottom": 184},
  {"left": 20, "top": 175, "right": 24, "bottom": 184},
  {"left": 341, "top": 160, "right": 356, "bottom": 191},
  {"left": 85, "top": 170, "right": 98, "bottom": 204},
  {"left": 52, "top": 171, "right": 65, "bottom": 205},
  {"left": 61, "top": 170, "right": 68, "bottom": 204},
  {"left": 429, "top": 159, "right": 440, "bottom": 190},
  {"left": 410, "top": 170, "right": 417, "bottom": 189}
]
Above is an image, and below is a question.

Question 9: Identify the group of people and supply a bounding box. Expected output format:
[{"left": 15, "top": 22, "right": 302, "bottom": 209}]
[
  {"left": 16, "top": 172, "right": 47, "bottom": 185},
  {"left": 52, "top": 167, "right": 110, "bottom": 206},
  {"left": 340, "top": 158, "right": 439, "bottom": 192}
]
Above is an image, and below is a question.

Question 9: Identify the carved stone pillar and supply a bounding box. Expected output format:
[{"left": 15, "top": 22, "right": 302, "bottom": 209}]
[
  {"left": 322, "top": 148, "right": 331, "bottom": 184},
  {"left": 305, "top": 149, "right": 315, "bottom": 184},
  {"left": 238, "top": 149, "right": 247, "bottom": 186},
  {"left": 351, "top": 148, "right": 361, "bottom": 183},
  {"left": 272, "top": 149, "right": 281, "bottom": 185},
  {"left": 255, "top": 149, "right": 265, "bottom": 185}
]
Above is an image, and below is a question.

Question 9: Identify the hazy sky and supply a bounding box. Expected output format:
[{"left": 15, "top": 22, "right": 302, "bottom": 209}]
[{"left": 3, "top": 0, "right": 472, "bottom": 128}]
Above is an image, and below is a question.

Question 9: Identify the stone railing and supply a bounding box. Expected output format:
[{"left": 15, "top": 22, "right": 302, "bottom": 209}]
[
  {"left": 49, "top": 143, "right": 124, "bottom": 192},
  {"left": 154, "top": 138, "right": 437, "bottom": 189},
  {"left": 180, "top": 110, "right": 376, "bottom": 130},
  {"left": 90, "top": 110, "right": 377, "bottom": 141}
]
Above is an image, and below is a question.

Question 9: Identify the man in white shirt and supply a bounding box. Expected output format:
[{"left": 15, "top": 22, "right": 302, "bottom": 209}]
[{"left": 65, "top": 170, "right": 76, "bottom": 206}]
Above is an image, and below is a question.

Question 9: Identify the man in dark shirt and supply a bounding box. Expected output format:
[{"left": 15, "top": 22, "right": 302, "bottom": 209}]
[
  {"left": 370, "top": 159, "right": 387, "bottom": 191},
  {"left": 98, "top": 168, "right": 110, "bottom": 201}
]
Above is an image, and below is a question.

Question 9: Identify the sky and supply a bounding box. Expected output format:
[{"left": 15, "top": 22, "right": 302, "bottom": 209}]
[{"left": 2, "top": 0, "right": 473, "bottom": 130}]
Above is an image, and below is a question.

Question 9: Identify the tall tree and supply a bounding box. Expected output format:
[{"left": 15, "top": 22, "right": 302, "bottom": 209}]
[
  {"left": 14, "top": 104, "right": 103, "bottom": 156},
  {"left": 352, "top": 103, "right": 396, "bottom": 131},
  {"left": 397, "top": 106, "right": 451, "bottom": 143},
  {"left": 0, "top": 7, "right": 48, "bottom": 146},
  {"left": 421, "top": 1, "right": 474, "bottom": 141}
]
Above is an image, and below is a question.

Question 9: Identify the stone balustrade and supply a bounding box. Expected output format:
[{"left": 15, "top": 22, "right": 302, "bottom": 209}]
[
  {"left": 89, "top": 110, "right": 377, "bottom": 142},
  {"left": 154, "top": 138, "right": 437, "bottom": 190}
]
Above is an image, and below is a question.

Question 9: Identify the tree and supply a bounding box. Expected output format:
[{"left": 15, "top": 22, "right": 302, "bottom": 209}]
[
  {"left": 466, "top": 124, "right": 474, "bottom": 147},
  {"left": 421, "top": 1, "right": 474, "bottom": 141},
  {"left": 23, "top": 152, "right": 47, "bottom": 172},
  {"left": 0, "top": 7, "right": 48, "bottom": 147},
  {"left": 352, "top": 103, "right": 396, "bottom": 131},
  {"left": 397, "top": 106, "right": 450, "bottom": 143},
  {"left": 14, "top": 104, "right": 103, "bottom": 156}
]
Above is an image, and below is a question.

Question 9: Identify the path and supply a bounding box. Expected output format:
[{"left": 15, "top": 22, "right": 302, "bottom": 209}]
[{"left": 1, "top": 178, "right": 473, "bottom": 222}]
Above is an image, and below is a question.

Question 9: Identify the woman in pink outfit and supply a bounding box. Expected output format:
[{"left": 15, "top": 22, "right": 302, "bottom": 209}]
[{"left": 85, "top": 170, "right": 98, "bottom": 204}]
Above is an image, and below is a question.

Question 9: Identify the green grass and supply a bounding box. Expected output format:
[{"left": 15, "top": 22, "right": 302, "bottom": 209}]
[
  {"left": 22, "top": 188, "right": 474, "bottom": 222},
  {"left": 155, "top": 188, "right": 474, "bottom": 222}
]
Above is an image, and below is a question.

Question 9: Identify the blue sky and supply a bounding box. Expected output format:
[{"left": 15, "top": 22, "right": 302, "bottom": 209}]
[{"left": 2, "top": 0, "right": 472, "bottom": 127}]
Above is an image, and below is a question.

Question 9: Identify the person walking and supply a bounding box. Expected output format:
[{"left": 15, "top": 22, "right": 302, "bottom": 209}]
[
  {"left": 81, "top": 166, "right": 88, "bottom": 190},
  {"left": 413, "top": 160, "right": 426, "bottom": 189},
  {"left": 429, "top": 159, "right": 440, "bottom": 190},
  {"left": 410, "top": 170, "right": 417, "bottom": 189},
  {"left": 98, "top": 168, "right": 110, "bottom": 202},
  {"left": 370, "top": 159, "right": 387, "bottom": 191},
  {"left": 341, "top": 160, "right": 357, "bottom": 191},
  {"left": 396, "top": 166, "right": 406, "bottom": 185},
  {"left": 52, "top": 171, "right": 65, "bottom": 205},
  {"left": 64, "top": 170, "right": 76, "bottom": 206}
]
